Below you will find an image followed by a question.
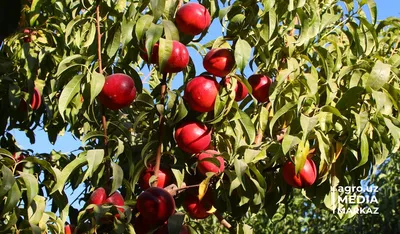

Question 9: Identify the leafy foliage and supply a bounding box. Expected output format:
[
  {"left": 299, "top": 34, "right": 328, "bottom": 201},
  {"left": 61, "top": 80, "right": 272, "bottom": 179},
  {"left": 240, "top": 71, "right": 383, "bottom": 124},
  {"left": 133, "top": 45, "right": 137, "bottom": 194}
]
[{"left": 0, "top": 0, "right": 399, "bottom": 233}]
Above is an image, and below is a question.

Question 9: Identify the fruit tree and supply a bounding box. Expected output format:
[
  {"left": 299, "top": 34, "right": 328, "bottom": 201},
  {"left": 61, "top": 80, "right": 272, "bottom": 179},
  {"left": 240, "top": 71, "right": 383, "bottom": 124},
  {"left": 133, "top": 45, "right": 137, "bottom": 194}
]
[{"left": 0, "top": 0, "right": 399, "bottom": 233}]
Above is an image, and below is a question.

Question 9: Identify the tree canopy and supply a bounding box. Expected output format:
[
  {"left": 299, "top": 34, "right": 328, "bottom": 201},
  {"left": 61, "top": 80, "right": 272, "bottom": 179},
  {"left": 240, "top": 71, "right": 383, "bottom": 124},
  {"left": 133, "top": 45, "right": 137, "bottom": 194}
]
[{"left": 0, "top": 0, "right": 399, "bottom": 233}]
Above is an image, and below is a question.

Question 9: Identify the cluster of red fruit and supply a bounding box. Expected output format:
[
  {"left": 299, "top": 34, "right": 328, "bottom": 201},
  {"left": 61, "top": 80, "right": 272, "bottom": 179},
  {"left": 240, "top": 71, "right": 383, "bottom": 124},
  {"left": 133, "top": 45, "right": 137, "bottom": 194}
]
[{"left": 84, "top": 2, "right": 318, "bottom": 233}]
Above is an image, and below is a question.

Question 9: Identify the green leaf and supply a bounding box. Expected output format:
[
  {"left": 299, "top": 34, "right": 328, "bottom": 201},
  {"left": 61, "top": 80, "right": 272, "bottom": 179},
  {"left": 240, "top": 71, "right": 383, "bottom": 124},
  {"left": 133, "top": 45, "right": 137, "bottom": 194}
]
[
  {"left": 366, "top": 0, "right": 377, "bottom": 25},
  {"left": 2, "top": 182, "right": 21, "bottom": 216},
  {"left": 82, "top": 22, "right": 97, "bottom": 48},
  {"left": 115, "top": 0, "right": 126, "bottom": 12},
  {"left": 19, "top": 172, "right": 38, "bottom": 207},
  {"left": 158, "top": 38, "right": 173, "bottom": 73},
  {"left": 282, "top": 135, "right": 301, "bottom": 155},
  {"left": 90, "top": 71, "right": 105, "bottom": 105},
  {"left": 383, "top": 117, "right": 400, "bottom": 153},
  {"left": 121, "top": 17, "right": 135, "bottom": 47},
  {"left": 86, "top": 149, "right": 104, "bottom": 178},
  {"left": 58, "top": 74, "right": 84, "bottom": 120},
  {"left": 51, "top": 155, "right": 87, "bottom": 194},
  {"left": 354, "top": 130, "right": 369, "bottom": 169},
  {"left": 56, "top": 55, "right": 84, "bottom": 76},
  {"left": 315, "top": 130, "right": 330, "bottom": 164},
  {"left": 0, "top": 149, "right": 12, "bottom": 157},
  {"left": 366, "top": 60, "right": 391, "bottom": 91},
  {"left": 0, "top": 166, "right": 15, "bottom": 198},
  {"left": 145, "top": 23, "right": 164, "bottom": 60},
  {"left": 171, "top": 168, "right": 184, "bottom": 189},
  {"left": 82, "top": 131, "right": 105, "bottom": 146},
  {"left": 234, "top": 38, "right": 251, "bottom": 73},
  {"left": 238, "top": 110, "right": 256, "bottom": 144},
  {"left": 234, "top": 159, "right": 248, "bottom": 189},
  {"left": 300, "top": 114, "right": 318, "bottom": 139},
  {"left": 162, "top": 20, "right": 180, "bottom": 41},
  {"left": 269, "top": 102, "right": 296, "bottom": 136},
  {"left": 335, "top": 86, "right": 364, "bottom": 111},
  {"left": 237, "top": 223, "right": 253, "bottom": 234},
  {"left": 28, "top": 196, "right": 46, "bottom": 225},
  {"left": 111, "top": 162, "right": 123, "bottom": 195},
  {"left": 150, "top": 0, "right": 166, "bottom": 21},
  {"left": 135, "top": 15, "right": 154, "bottom": 41},
  {"left": 295, "top": 140, "right": 309, "bottom": 174},
  {"left": 107, "top": 25, "right": 122, "bottom": 57}
]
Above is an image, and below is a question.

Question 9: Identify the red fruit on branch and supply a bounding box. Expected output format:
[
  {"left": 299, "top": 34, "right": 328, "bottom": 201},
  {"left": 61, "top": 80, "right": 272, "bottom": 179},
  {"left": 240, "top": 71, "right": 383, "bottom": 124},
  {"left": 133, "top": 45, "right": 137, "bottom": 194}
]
[
  {"left": 139, "top": 166, "right": 173, "bottom": 190},
  {"left": 184, "top": 76, "right": 220, "bottom": 113},
  {"left": 64, "top": 224, "right": 75, "bottom": 234},
  {"left": 175, "top": 3, "right": 211, "bottom": 35},
  {"left": 196, "top": 150, "right": 225, "bottom": 176},
  {"left": 203, "top": 48, "right": 235, "bottom": 77},
  {"left": 12, "top": 152, "right": 26, "bottom": 171},
  {"left": 248, "top": 74, "right": 272, "bottom": 103},
  {"left": 184, "top": 192, "right": 214, "bottom": 219},
  {"left": 98, "top": 73, "right": 137, "bottom": 110},
  {"left": 282, "top": 158, "right": 317, "bottom": 188},
  {"left": 136, "top": 187, "right": 176, "bottom": 224},
  {"left": 23, "top": 29, "right": 31, "bottom": 43},
  {"left": 223, "top": 77, "right": 248, "bottom": 101},
  {"left": 88, "top": 187, "right": 107, "bottom": 205},
  {"left": 140, "top": 41, "right": 189, "bottom": 73},
  {"left": 175, "top": 121, "right": 211, "bottom": 154},
  {"left": 20, "top": 87, "right": 42, "bottom": 111},
  {"left": 140, "top": 43, "right": 159, "bottom": 64},
  {"left": 31, "top": 87, "right": 42, "bottom": 110},
  {"left": 104, "top": 191, "right": 125, "bottom": 213}
]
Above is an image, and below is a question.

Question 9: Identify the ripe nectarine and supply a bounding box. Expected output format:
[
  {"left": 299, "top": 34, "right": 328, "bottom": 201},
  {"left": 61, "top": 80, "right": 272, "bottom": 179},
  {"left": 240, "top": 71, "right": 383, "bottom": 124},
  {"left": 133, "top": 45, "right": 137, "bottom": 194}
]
[
  {"left": 136, "top": 187, "right": 176, "bottom": 224},
  {"left": 282, "top": 158, "right": 317, "bottom": 188},
  {"left": 99, "top": 73, "right": 137, "bottom": 110},
  {"left": 248, "top": 74, "right": 272, "bottom": 103},
  {"left": 184, "top": 76, "right": 220, "bottom": 113},
  {"left": 175, "top": 3, "right": 211, "bottom": 35},
  {"left": 175, "top": 121, "right": 211, "bottom": 154},
  {"left": 203, "top": 48, "right": 235, "bottom": 77},
  {"left": 196, "top": 150, "right": 225, "bottom": 176}
]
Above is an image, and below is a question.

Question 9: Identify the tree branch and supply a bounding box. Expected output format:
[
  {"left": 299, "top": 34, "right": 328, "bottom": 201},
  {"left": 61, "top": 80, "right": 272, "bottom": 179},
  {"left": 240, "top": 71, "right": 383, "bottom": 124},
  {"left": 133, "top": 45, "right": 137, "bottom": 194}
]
[
  {"left": 96, "top": 2, "right": 103, "bottom": 75},
  {"left": 214, "top": 211, "right": 234, "bottom": 233},
  {"left": 96, "top": 1, "right": 110, "bottom": 180},
  {"left": 152, "top": 73, "right": 168, "bottom": 187}
]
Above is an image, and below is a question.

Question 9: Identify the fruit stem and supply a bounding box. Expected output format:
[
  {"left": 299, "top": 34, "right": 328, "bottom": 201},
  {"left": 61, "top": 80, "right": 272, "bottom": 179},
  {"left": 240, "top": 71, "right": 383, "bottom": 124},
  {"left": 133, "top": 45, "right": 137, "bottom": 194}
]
[
  {"left": 152, "top": 73, "right": 168, "bottom": 187},
  {"left": 214, "top": 211, "right": 233, "bottom": 233}
]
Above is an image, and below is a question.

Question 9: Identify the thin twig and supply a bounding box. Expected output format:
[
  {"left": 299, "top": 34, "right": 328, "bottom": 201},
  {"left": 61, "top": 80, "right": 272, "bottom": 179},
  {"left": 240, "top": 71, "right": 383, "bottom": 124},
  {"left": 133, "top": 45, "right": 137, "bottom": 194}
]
[
  {"left": 390, "top": 38, "right": 400, "bottom": 57},
  {"left": 152, "top": 73, "right": 168, "bottom": 187},
  {"left": 177, "top": 0, "right": 183, "bottom": 9},
  {"left": 214, "top": 211, "right": 234, "bottom": 233},
  {"left": 173, "top": 184, "right": 200, "bottom": 192},
  {"left": 96, "top": 1, "right": 103, "bottom": 74},
  {"left": 96, "top": 1, "right": 109, "bottom": 178}
]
